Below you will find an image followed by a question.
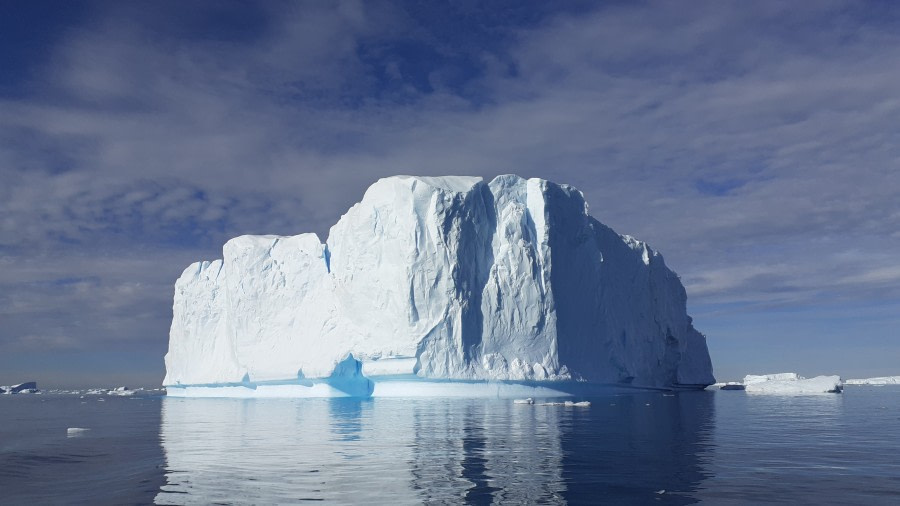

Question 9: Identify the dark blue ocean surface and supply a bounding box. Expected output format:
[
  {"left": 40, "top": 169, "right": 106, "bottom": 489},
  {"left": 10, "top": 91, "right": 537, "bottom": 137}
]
[{"left": 1, "top": 387, "right": 899, "bottom": 504}]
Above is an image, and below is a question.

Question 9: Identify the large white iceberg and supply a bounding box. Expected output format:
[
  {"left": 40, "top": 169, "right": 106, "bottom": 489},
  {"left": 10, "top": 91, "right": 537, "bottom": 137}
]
[{"left": 164, "top": 175, "right": 714, "bottom": 397}]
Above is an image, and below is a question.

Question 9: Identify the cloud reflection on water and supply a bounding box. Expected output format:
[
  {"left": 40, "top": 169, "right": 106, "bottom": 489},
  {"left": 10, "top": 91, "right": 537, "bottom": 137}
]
[{"left": 155, "top": 393, "right": 714, "bottom": 504}]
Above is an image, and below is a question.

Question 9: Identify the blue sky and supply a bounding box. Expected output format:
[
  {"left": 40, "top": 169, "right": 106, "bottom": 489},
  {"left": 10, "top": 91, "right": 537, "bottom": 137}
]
[{"left": 1, "top": 1, "right": 898, "bottom": 387}]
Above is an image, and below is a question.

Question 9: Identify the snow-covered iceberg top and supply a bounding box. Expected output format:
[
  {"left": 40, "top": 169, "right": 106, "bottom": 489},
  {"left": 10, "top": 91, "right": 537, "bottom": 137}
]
[
  {"left": 744, "top": 374, "right": 843, "bottom": 395},
  {"left": 742, "top": 373, "right": 803, "bottom": 385},
  {"left": 164, "top": 175, "right": 715, "bottom": 397},
  {"left": 844, "top": 376, "right": 900, "bottom": 385}
]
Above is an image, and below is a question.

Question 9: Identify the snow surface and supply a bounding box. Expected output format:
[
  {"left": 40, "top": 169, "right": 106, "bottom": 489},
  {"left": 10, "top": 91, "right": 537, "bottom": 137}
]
[
  {"left": 164, "top": 175, "right": 714, "bottom": 397},
  {"left": 743, "top": 373, "right": 802, "bottom": 385},
  {"left": 744, "top": 375, "right": 843, "bottom": 394}
]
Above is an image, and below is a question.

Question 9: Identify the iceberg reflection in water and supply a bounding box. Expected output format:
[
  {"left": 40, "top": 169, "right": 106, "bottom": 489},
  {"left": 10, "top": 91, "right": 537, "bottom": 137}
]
[{"left": 155, "top": 392, "right": 715, "bottom": 505}]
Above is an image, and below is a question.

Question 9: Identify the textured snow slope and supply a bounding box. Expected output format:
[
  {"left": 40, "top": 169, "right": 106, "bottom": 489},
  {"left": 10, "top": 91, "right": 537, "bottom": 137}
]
[{"left": 164, "top": 175, "right": 715, "bottom": 395}]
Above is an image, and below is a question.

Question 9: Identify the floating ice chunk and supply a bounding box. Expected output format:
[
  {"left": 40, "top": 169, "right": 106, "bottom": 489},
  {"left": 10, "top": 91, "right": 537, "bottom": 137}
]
[
  {"left": 67, "top": 428, "right": 90, "bottom": 437},
  {"left": 514, "top": 398, "right": 535, "bottom": 404},
  {"left": 534, "top": 400, "right": 590, "bottom": 407},
  {"left": 744, "top": 375, "right": 843, "bottom": 394}
]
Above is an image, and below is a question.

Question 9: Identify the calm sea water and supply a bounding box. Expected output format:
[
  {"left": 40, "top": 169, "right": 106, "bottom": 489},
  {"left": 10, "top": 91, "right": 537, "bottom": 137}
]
[{"left": 1, "top": 387, "right": 899, "bottom": 505}]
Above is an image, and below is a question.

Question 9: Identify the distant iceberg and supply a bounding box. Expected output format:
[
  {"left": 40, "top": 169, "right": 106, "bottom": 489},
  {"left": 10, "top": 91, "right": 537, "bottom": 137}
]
[
  {"left": 844, "top": 376, "right": 900, "bottom": 386},
  {"left": 0, "top": 382, "right": 39, "bottom": 394},
  {"left": 164, "top": 175, "right": 715, "bottom": 397},
  {"left": 715, "top": 373, "right": 844, "bottom": 394},
  {"left": 744, "top": 374, "right": 843, "bottom": 395}
]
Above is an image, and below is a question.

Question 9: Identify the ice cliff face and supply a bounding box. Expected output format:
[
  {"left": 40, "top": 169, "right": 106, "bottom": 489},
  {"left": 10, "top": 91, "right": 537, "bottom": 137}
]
[{"left": 164, "top": 175, "right": 715, "bottom": 393}]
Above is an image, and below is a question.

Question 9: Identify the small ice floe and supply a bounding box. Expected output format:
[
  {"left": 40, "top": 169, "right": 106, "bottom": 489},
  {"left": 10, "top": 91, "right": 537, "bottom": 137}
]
[
  {"left": 97, "top": 398, "right": 105, "bottom": 402},
  {"left": 67, "top": 428, "right": 90, "bottom": 438},
  {"left": 515, "top": 398, "right": 590, "bottom": 407},
  {"left": 655, "top": 489, "right": 666, "bottom": 495},
  {"left": 535, "top": 401, "right": 591, "bottom": 407}
]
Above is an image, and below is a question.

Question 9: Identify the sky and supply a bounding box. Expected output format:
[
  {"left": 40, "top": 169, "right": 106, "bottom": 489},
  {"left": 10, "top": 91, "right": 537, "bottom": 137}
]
[{"left": 1, "top": 0, "right": 898, "bottom": 388}]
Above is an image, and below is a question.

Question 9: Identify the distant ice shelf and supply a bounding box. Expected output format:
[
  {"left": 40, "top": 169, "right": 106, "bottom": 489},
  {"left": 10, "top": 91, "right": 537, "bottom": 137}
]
[
  {"left": 164, "top": 175, "right": 715, "bottom": 397},
  {"left": 844, "top": 376, "right": 900, "bottom": 386}
]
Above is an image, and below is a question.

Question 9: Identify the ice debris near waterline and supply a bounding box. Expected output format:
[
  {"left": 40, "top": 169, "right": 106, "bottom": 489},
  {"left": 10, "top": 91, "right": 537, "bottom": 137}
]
[
  {"left": 514, "top": 398, "right": 591, "bottom": 407},
  {"left": 164, "top": 175, "right": 715, "bottom": 397}
]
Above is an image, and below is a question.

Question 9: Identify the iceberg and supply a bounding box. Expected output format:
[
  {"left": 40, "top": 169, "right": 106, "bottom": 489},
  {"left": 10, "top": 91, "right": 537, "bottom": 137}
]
[
  {"left": 744, "top": 375, "right": 843, "bottom": 395},
  {"left": 164, "top": 175, "right": 714, "bottom": 397},
  {"left": 0, "top": 382, "right": 39, "bottom": 394}
]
